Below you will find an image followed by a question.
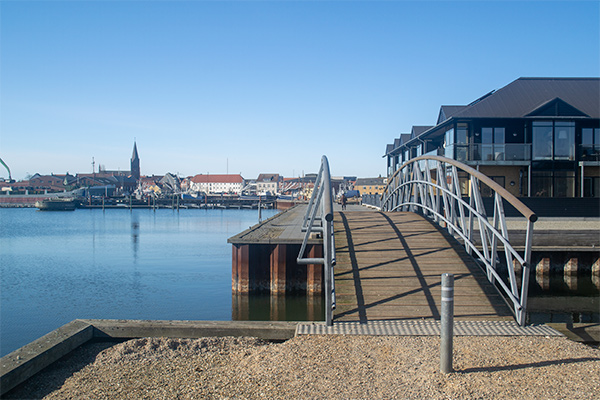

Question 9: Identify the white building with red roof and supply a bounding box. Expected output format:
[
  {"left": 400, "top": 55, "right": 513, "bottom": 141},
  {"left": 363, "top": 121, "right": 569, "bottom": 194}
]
[{"left": 190, "top": 174, "right": 245, "bottom": 195}]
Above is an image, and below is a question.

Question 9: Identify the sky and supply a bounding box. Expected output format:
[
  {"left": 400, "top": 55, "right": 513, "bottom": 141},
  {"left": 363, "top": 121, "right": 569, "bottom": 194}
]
[{"left": 1, "top": 1, "right": 599, "bottom": 181}]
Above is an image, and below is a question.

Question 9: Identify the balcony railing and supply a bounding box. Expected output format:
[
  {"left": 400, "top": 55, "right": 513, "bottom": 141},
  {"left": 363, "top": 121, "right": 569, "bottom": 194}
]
[
  {"left": 579, "top": 144, "right": 600, "bottom": 162},
  {"left": 452, "top": 144, "right": 532, "bottom": 162}
]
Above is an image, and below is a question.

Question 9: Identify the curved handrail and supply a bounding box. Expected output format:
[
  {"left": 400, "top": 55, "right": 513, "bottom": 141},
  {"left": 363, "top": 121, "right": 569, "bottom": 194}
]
[
  {"left": 297, "top": 156, "right": 336, "bottom": 326},
  {"left": 381, "top": 155, "right": 536, "bottom": 326},
  {"left": 384, "top": 155, "right": 537, "bottom": 222}
]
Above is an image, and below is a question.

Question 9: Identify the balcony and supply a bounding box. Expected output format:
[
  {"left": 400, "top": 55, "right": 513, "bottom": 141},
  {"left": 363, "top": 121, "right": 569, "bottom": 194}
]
[
  {"left": 579, "top": 144, "right": 600, "bottom": 162},
  {"left": 451, "top": 144, "right": 531, "bottom": 163}
]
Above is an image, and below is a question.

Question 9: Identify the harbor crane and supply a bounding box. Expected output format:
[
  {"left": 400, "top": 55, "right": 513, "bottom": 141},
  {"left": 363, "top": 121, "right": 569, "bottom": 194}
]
[{"left": 0, "top": 157, "right": 12, "bottom": 181}]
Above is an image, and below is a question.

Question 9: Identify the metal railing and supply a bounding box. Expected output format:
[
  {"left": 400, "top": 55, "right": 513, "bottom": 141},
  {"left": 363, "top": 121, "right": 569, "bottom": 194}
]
[
  {"left": 297, "top": 155, "right": 336, "bottom": 326},
  {"left": 381, "top": 155, "right": 537, "bottom": 326}
]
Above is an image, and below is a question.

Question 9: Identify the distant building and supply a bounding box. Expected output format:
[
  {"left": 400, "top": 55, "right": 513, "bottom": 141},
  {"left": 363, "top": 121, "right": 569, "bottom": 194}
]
[
  {"left": 256, "top": 173, "right": 281, "bottom": 195},
  {"left": 354, "top": 177, "right": 387, "bottom": 196},
  {"left": 131, "top": 141, "right": 140, "bottom": 181},
  {"left": 28, "top": 173, "right": 68, "bottom": 192},
  {"left": 190, "top": 174, "right": 245, "bottom": 195},
  {"left": 384, "top": 77, "right": 600, "bottom": 198}
]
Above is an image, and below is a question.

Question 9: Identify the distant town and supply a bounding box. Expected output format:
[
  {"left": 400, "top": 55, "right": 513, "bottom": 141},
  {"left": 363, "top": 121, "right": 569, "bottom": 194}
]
[{"left": 0, "top": 142, "right": 387, "bottom": 208}]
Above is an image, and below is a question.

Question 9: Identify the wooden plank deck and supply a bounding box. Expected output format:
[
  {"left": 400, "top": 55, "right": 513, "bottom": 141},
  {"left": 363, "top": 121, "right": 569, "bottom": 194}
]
[{"left": 333, "top": 211, "right": 514, "bottom": 322}]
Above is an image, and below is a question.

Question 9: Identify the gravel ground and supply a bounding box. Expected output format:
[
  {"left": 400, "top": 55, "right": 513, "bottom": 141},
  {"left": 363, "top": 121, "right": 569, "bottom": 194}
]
[{"left": 6, "top": 335, "right": 600, "bottom": 400}]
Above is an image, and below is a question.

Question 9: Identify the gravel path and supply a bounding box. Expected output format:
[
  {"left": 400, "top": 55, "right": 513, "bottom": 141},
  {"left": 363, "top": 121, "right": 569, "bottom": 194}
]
[{"left": 7, "top": 335, "right": 600, "bottom": 400}]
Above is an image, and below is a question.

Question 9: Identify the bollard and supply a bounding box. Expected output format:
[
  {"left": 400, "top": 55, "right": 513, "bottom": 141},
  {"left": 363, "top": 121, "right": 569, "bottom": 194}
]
[{"left": 440, "top": 273, "right": 454, "bottom": 373}]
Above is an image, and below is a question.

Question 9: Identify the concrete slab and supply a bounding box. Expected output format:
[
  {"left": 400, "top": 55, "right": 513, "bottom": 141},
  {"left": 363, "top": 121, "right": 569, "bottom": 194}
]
[{"left": 1, "top": 319, "right": 298, "bottom": 396}]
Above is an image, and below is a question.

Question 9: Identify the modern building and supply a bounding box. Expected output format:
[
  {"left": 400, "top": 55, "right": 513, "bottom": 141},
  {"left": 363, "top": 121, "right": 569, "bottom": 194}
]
[
  {"left": 190, "top": 174, "right": 245, "bottom": 195},
  {"left": 385, "top": 77, "right": 600, "bottom": 198}
]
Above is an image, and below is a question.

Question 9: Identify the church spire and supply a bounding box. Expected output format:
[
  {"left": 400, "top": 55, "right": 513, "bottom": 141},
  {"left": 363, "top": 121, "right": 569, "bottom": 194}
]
[{"left": 130, "top": 141, "right": 140, "bottom": 180}]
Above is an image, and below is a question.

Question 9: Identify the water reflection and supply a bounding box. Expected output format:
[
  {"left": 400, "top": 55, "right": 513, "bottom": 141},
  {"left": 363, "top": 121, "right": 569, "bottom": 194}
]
[
  {"left": 528, "top": 274, "right": 599, "bottom": 324},
  {"left": 535, "top": 273, "right": 550, "bottom": 290},
  {"left": 232, "top": 293, "right": 324, "bottom": 322},
  {"left": 563, "top": 274, "right": 578, "bottom": 291},
  {"left": 131, "top": 212, "right": 139, "bottom": 262}
]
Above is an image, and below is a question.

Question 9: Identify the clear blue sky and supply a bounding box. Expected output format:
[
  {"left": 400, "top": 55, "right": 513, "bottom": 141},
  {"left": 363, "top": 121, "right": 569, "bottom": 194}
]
[{"left": 1, "top": 1, "right": 598, "bottom": 181}]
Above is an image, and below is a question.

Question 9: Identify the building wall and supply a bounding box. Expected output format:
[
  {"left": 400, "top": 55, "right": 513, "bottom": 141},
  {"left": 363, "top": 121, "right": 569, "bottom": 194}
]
[{"left": 477, "top": 166, "right": 527, "bottom": 198}]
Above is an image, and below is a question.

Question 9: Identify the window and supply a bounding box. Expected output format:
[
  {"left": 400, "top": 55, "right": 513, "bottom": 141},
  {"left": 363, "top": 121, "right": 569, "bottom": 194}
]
[
  {"left": 554, "top": 122, "right": 575, "bottom": 160},
  {"left": 532, "top": 170, "right": 575, "bottom": 197},
  {"left": 481, "top": 127, "right": 505, "bottom": 161},
  {"left": 444, "top": 127, "right": 454, "bottom": 158},
  {"left": 481, "top": 176, "right": 505, "bottom": 198},
  {"left": 532, "top": 121, "right": 575, "bottom": 160},
  {"left": 532, "top": 122, "right": 553, "bottom": 160},
  {"left": 455, "top": 123, "right": 468, "bottom": 161},
  {"left": 532, "top": 171, "right": 552, "bottom": 197},
  {"left": 581, "top": 127, "right": 600, "bottom": 161}
]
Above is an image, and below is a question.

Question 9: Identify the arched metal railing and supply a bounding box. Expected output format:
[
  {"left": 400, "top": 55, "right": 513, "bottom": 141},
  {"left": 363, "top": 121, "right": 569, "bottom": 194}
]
[
  {"left": 381, "top": 155, "right": 537, "bottom": 326},
  {"left": 297, "top": 156, "right": 336, "bottom": 326}
]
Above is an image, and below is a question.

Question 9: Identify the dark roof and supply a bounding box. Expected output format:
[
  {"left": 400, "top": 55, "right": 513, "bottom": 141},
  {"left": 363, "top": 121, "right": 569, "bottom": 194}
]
[
  {"left": 450, "top": 78, "right": 599, "bottom": 119},
  {"left": 385, "top": 134, "right": 413, "bottom": 156},
  {"left": 437, "top": 106, "right": 468, "bottom": 124},
  {"left": 411, "top": 126, "right": 433, "bottom": 138}
]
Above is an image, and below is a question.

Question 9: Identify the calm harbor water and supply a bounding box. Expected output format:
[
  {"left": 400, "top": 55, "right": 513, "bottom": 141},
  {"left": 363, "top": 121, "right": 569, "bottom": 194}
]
[
  {"left": 0, "top": 207, "right": 283, "bottom": 357},
  {"left": 0, "top": 207, "right": 597, "bottom": 356}
]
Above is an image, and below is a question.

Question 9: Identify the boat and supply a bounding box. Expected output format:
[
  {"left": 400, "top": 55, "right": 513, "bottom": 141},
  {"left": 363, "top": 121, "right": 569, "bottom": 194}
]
[{"left": 35, "top": 197, "right": 78, "bottom": 211}]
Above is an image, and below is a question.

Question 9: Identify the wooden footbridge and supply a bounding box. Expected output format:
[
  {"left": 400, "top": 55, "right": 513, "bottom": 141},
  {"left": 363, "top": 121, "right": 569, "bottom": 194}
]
[
  {"left": 231, "top": 156, "right": 537, "bottom": 326},
  {"left": 333, "top": 210, "right": 512, "bottom": 322}
]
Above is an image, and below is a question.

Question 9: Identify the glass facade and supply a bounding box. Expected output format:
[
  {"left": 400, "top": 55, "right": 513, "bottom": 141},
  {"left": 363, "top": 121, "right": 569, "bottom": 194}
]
[
  {"left": 532, "top": 121, "right": 553, "bottom": 160},
  {"left": 481, "top": 127, "right": 505, "bottom": 161},
  {"left": 581, "top": 127, "right": 600, "bottom": 161},
  {"left": 532, "top": 170, "right": 575, "bottom": 197},
  {"left": 532, "top": 121, "right": 575, "bottom": 160},
  {"left": 554, "top": 122, "right": 575, "bottom": 160}
]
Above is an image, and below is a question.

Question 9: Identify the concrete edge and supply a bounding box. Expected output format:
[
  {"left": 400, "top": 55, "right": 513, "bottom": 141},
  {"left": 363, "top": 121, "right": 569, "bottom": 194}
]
[
  {"left": 0, "top": 319, "right": 94, "bottom": 396},
  {"left": 83, "top": 319, "right": 299, "bottom": 341},
  {"left": 0, "top": 319, "right": 299, "bottom": 397}
]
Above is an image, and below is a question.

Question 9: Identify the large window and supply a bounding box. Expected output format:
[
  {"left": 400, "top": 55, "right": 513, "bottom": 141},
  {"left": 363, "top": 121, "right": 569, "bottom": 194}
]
[
  {"left": 532, "top": 121, "right": 575, "bottom": 160},
  {"left": 444, "top": 128, "right": 454, "bottom": 158},
  {"left": 532, "top": 122, "right": 553, "bottom": 160},
  {"left": 554, "top": 122, "right": 575, "bottom": 160},
  {"left": 581, "top": 127, "right": 600, "bottom": 161},
  {"left": 532, "top": 170, "right": 575, "bottom": 197},
  {"left": 481, "top": 127, "right": 505, "bottom": 161}
]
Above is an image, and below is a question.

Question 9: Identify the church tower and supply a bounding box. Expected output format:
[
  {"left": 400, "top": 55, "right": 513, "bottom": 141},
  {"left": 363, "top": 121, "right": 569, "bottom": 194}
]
[{"left": 131, "top": 141, "right": 140, "bottom": 180}]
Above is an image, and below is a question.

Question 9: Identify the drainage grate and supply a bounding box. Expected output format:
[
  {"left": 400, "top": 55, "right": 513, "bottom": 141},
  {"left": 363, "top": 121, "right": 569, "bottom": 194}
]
[{"left": 296, "top": 320, "right": 563, "bottom": 337}]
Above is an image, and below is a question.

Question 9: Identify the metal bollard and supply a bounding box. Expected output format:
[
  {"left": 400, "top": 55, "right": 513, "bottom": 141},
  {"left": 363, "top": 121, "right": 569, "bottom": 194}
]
[{"left": 440, "top": 273, "right": 454, "bottom": 373}]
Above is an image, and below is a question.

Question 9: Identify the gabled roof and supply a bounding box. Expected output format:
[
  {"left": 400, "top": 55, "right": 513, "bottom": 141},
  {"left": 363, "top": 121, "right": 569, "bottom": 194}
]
[
  {"left": 257, "top": 173, "right": 280, "bottom": 182},
  {"left": 450, "top": 77, "right": 599, "bottom": 119},
  {"left": 524, "top": 97, "right": 589, "bottom": 117},
  {"left": 191, "top": 174, "right": 244, "bottom": 184},
  {"left": 437, "top": 106, "right": 467, "bottom": 124},
  {"left": 411, "top": 126, "right": 433, "bottom": 138}
]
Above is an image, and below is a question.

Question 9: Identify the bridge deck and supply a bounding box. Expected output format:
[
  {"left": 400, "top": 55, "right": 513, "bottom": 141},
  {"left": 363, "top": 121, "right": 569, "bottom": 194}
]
[{"left": 333, "top": 211, "right": 513, "bottom": 322}]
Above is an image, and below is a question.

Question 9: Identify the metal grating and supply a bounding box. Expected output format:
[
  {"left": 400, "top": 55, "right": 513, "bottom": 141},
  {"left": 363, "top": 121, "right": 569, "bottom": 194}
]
[{"left": 296, "top": 320, "right": 563, "bottom": 337}]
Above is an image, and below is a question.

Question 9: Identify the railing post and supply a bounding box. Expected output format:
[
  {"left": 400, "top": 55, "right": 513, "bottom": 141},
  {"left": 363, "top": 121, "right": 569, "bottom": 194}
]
[
  {"left": 322, "top": 156, "right": 334, "bottom": 326},
  {"left": 440, "top": 273, "right": 454, "bottom": 373}
]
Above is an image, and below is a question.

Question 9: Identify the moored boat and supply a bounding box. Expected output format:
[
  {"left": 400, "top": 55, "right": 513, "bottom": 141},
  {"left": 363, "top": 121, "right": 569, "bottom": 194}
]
[{"left": 35, "top": 198, "right": 78, "bottom": 211}]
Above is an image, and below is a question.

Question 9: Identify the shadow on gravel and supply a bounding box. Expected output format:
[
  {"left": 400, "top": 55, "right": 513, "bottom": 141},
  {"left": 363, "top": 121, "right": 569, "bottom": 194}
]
[
  {"left": 459, "top": 356, "right": 600, "bottom": 373},
  {"left": 3, "top": 341, "right": 117, "bottom": 400}
]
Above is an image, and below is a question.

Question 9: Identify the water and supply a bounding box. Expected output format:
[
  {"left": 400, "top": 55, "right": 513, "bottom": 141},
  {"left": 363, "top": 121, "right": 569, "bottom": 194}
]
[
  {"left": 1, "top": 208, "right": 597, "bottom": 356},
  {"left": 0, "top": 207, "right": 280, "bottom": 357},
  {"left": 527, "top": 274, "right": 599, "bottom": 324}
]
